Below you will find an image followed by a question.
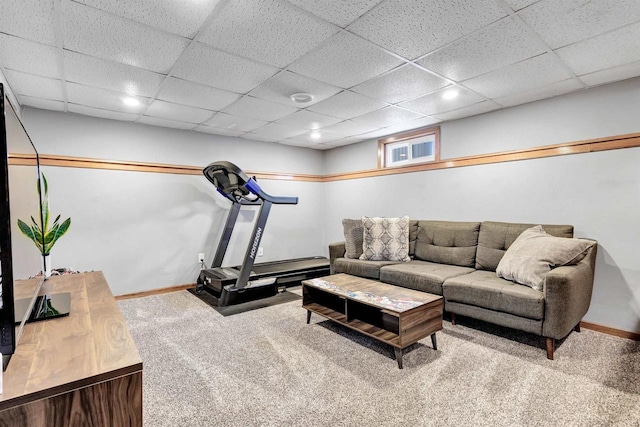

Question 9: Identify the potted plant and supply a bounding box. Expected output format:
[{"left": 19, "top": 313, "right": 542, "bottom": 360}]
[{"left": 17, "top": 173, "right": 71, "bottom": 275}]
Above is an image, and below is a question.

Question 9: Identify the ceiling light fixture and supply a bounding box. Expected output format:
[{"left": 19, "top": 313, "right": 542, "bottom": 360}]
[
  {"left": 310, "top": 131, "right": 321, "bottom": 140},
  {"left": 290, "top": 92, "right": 314, "bottom": 104},
  {"left": 442, "top": 89, "right": 459, "bottom": 100},
  {"left": 123, "top": 97, "right": 140, "bottom": 107}
]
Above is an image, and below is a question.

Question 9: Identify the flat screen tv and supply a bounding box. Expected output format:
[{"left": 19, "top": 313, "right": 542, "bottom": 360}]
[{"left": 0, "top": 82, "right": 47, "bottom": 370}]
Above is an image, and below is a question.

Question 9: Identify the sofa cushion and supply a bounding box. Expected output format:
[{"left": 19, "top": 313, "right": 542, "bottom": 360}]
[
  {"left": 334, "top": 258, "right": 401, "bottom": 280},
  {"left": 443, "top": 271, "right": 545, "bottom": 320},
  {"left": 360, "top": 216, "right": 411, "bottom": 262},
  {"left": 496, "top": 225, "right": 595, "bottom": 291},
  {"left": 380, "top": 260, "right": 474, "bottom": 295},
  {"left": 414, "top": 221, "right": 480, "bottom": 268},
  {"left": 476, "top": 221, "right": 573, "bottom": 272},
  {"left": 342, "top": 218, "right": 364, "bottom": 259}
]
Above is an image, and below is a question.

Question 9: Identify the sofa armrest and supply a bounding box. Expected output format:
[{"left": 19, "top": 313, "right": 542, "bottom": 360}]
[
  {"left": 542, "top": 243, "right": 597, "bottom": 340},
  {"left": 328, "top": 241, "right": 346, "bottom": 275}
]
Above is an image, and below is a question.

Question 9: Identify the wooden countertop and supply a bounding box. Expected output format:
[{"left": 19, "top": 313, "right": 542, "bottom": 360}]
[{"left": 0, "top": 271, "right": 142, "bottom": 410}]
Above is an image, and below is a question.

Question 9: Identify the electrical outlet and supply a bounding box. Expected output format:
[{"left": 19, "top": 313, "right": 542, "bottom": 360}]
[
  {"left": 258, "top": 247, "right": 264, "bottom": 257},
  {"left": 198, "top": 253, "right": 205, "bottom": 263}
]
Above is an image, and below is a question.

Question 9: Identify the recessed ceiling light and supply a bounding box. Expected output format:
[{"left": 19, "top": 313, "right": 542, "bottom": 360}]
[
  {"left": 310, "top": 131, "right": 321, "bottom": 140},
  {"left": 442, "top": 89, "right": 459, "bottom": 100},
  {"left": 290, "top": 93, "right": 314, "bottom": 104},
  {"left": 123, "top": 97, "right": 140, "bottom": 107}
]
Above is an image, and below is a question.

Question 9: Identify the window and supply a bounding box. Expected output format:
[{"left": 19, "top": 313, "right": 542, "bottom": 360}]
[{"left": 378, "top": 126, "right": 440, "bottom": 168}]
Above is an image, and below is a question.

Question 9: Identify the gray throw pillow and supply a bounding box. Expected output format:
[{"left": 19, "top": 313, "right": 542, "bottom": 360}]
[
  {"left": 496, "top": 225, "right": 595, "bottom": 291},
  {"left": 342, "top": 218, "right": 364, "bottom": 259},
  {"left": 359, "top": 216, "right": 411, "bottom": 262}
]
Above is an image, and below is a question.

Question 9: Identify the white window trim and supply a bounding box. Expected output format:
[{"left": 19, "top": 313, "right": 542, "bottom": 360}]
[{"left": 378, "top": 125, "right": 440, "bottom": 169}]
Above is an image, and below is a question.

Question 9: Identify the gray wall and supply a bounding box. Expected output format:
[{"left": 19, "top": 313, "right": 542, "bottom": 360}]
[
  {"left": 14, "top": 76, "right": 640, "bottom": 334},
  {"left": 323, "top": 77, "right": 640, "bottom": 334},
  {"left": 20, "top": 109, "right": 325, "bottom": 295}
]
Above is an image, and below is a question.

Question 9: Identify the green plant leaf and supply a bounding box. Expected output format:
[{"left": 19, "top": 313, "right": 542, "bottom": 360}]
[
  {"left": 44, "top": 217, "right": 70, "bottom": 254},
  {"left": 41, "top": 174, "right": 50, "bottom": 232},
  {"left": 17, "top": 219, "right": 37, "bottom": 242}
]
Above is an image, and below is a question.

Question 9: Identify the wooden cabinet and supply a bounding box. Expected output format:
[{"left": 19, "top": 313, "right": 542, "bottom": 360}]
[{"left": 0, "top": 272, "right": 143, "bottom": 426}]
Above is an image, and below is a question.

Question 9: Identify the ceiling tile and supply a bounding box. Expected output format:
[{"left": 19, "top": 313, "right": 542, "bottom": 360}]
[
  {"left": 0, "top": 0, "right": 56, "bottom": 45},
  {"left": 277, "top": 139, "right": 318, "bottom": 148},
  {"left": 579, "top": 60, "right": 640, "bottom": 87},
  {"left": 462, "top": 53, "right": 573, "bottom": 98},
  {"left": 156, "top": 77, "right": 241, "bottom": 111},
  {"left": 4, "top": 70, "right": 63, "bottom": 100},
  {"left": 172, "top": 42, "right": 279, "bottom": 94},
  {"left": 398, "top": 87, "right": 485, "bottom": 115},
  {"left": 351, "top": 106, "right": 424, "bottom": 127},
  {"left": 275, "top": 110, "right": 342, "bottom": 129},
  {"left": 348, "top": 0, "right": 507, "bottom": 59},
  {"left": 19, "top": 95, "right": 65, "bottom": 112},
  {"left": 285, "top": 130, "right": 343, "bottom": 144},
  {"left": 74, "top": 0, "right": 222, "bottom": 39},
  {"left": 204, "top": 113, "right": 267, "bottom": 132},
  {"left": 432, "top": 100, "right": 501, "bottom": 121},
  {"left": 285, "top": 0, "right": 385, "bottom": 27},
  {"left": 251, "top": 122, "right": 307, "bottom": 139},
  {"left": 65, "top": 51, "right": 165, "bottom": 97},
  {"left": 288, "top": 32, "right": 404, "bottom": 88},
  {"left": 248, "top": 71, "right": 341, "bottom": 108},
  {"left": 194, "top": 125, "right": 245, "bottom": 137},
  {"left": 62, "top": 0, "right": 189, "bottom": 73},
  {"left": 200, "top": 0, "right": 337, "bottom": 68},
  {"left": 145, "top": 100, "right": 214, "bottom": 124},
  {"left": 0, "top": 34, "right": 61, "bottom": 79},
  {"left": 504, "top": 0, "right": 538, "bottom": 11},
  {"left": 243, "top": 133, "right": 281, "bottom": 143},
  {"left": 417, "top": 17, "right": 547, "bottom": 82},
  {"left": 138, "top": 115, "right": 197, "bottom": 130},
  {"left": 495, "top": 79, "right": 583, "bottom": 107},
  {"left": 555, "top": 22, "right": 640, "bottom": 76},
  {"left": 307, "top": 90, "right": 387, "bottom": 119},
  {"left": 518, "top": 0, "right": 640, "bottom": 49},
  {"left": 351, "top": 64, "right": 449, "bottom": 104},
  {"left": 320, "top": 120, "right": 379, "bottom": 136},
  {"left": 68, "top": 103, "right": 139, "bottom": 121},
  {"left": 221, "top": 96, "right": 298, "bottom": 121},
  {"left": 67, "top": 82, "right": 149, "bottom": 113},
  {"left": 379, "top": 116, "right": 442, "bottom": 136},
  {"left": 321, "top": 136, "right": 366, "bottom": 148}
]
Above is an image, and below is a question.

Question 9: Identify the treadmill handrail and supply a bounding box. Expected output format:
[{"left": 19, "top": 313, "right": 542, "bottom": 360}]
[
  {"left": 245, "top": 178, "right": 298, "bottom": 204},
  {"left": 204, "top": 161, "right": 298, "bottom": 205}
]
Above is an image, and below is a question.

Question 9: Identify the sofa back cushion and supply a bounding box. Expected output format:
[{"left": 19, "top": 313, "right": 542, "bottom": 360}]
[
  {"left": 342, "top": 218, "right": 364, "bottom": 259},
  {"left": 414, "top": 221, "right": 480, "bottom": 268},
  {"left": 476, "top": 221, "right": 574, "bottom": 271}
]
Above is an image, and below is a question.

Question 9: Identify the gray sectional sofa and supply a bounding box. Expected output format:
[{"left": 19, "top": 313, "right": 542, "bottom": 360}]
[{"left": 329, "top": 220, "right": 597, "bottom": 360}]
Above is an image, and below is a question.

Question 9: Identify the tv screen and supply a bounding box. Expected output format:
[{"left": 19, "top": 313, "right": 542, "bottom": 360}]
[{"left": 0, "top": 83, "right": 46, "bottom": 370}]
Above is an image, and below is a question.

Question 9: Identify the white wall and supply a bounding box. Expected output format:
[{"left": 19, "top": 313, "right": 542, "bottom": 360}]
[
  {"left": 20, "top": 109, "right": 325, "bottom": 295},
  {"left": 323, "top": 77, "right": 640, "bottom": 334}
]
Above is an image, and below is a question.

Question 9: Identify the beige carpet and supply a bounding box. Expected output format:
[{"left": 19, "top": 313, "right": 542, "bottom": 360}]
[{"left": 118, "top": 289, "right": 640, "bottom": 427}]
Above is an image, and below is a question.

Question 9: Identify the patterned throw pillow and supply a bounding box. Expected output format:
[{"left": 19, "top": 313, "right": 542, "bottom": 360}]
[{"left": 359, "top": 216, "right": 411, "bottom": 262}]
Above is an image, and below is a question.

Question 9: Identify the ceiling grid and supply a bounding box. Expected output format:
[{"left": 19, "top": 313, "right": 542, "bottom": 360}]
[{"left": 0, "top": 0, "right": 638, "bottom": 149}]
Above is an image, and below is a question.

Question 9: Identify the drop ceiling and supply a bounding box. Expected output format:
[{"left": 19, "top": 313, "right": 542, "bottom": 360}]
[{"left": 1, "top": 0, "right": 639, "bottom": 150}]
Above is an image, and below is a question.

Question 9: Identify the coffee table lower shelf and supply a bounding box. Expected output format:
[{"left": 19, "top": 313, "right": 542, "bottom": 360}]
[{"left": 302, "top": 277, "right": 443, "bottom": 369}]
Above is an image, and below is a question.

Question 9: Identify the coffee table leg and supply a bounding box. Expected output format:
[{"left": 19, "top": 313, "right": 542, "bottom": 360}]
[
  {"left": 431, "top": 333, "right": 437, "bottom": 350},
  {"left": 394, "top": 348, "right": 403, "bottom": 369},
  {"left": 306, "top": 310, "right": 312, "bottom": 324}
]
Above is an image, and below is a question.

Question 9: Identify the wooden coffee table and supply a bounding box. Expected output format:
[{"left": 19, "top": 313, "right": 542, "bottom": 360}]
[{"left": 302, "top": 273, "right": 443, "bottom": 369}]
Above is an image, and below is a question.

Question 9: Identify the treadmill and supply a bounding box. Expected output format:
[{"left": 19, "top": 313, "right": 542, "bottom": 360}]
[{"left": 196, "top": 161, "right": 329, "bottom": 306}]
